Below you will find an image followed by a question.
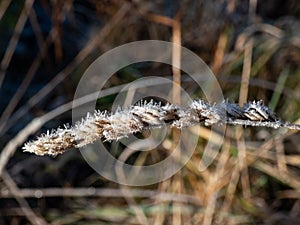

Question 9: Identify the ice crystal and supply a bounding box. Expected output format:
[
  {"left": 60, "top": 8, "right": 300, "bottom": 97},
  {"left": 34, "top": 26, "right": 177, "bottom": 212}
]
[{"left": 23, "top": 100, "right": 300, "bottom": 156}]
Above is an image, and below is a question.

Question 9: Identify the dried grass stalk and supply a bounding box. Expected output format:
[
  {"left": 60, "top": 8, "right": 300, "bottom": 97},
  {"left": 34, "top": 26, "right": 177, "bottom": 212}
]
[{"left": 23, "top": 100, "right": 300, "bottom": 156}]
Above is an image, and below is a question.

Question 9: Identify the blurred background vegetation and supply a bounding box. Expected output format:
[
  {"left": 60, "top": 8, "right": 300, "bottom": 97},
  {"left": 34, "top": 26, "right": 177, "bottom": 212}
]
[{"left": 0, "top": 0, "right": 300, "bottom": 224}]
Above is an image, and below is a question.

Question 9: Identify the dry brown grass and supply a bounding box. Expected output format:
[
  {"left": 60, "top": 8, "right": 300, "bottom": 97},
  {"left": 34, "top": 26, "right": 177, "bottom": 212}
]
[{"left": 0, "top": 1, "right": 300, "bottom": 224}]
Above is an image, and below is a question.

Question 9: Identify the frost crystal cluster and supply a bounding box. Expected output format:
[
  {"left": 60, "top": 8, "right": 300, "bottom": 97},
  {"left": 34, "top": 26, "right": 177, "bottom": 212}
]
[{"left": 23, "top": 100, "right": 300, "bottom": 156}]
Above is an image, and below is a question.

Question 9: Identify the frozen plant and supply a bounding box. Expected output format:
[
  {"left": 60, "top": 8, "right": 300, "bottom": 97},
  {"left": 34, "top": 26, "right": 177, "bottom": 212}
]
[{"left": 23, "top": 100, "right": 300, "bottom": 156}]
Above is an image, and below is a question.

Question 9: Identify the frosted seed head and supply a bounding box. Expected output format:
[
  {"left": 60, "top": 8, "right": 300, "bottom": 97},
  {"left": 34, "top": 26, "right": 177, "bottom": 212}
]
[
  {"left": 190, "top": 99, "right": 211, "bottom": 112},
  {"left": 243, "top": 100, "right": 278, "bottom": 121},
  {"left": 22, "top": 98, "right": 299, "bottom": 156}
]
